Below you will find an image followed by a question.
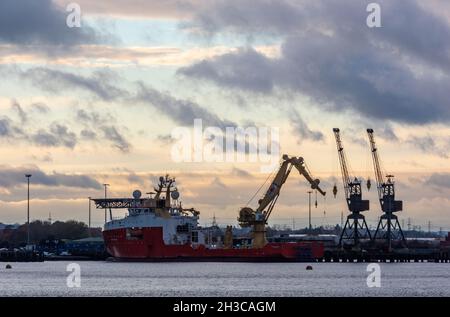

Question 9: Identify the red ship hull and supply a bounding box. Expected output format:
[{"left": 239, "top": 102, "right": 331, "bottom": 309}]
[{"left": 103, "top": 227, "right": 324, "bottom": 262}]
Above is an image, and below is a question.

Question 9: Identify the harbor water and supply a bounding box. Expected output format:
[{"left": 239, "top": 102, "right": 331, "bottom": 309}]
[{"left": 0, "top": 261, "right": 449, "bottom": 296}]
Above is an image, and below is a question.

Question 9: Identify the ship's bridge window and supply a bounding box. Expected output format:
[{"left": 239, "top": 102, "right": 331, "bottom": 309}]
[
  {"left": 126, "top": 227, "right": 144, "bottom": 240},
  {"left": 176, "top": 223, "right": 191, "bottom": 233},
  {"left": 129, "top": 208, "right": 142, "bottom": 215},
  {"left": 191, "top": 231, "right": 199, "bottom": 243}
]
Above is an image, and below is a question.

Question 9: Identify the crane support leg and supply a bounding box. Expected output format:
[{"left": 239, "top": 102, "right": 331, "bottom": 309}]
[
  {"left": 339, "top": 213, "right": 372, "bottom": 249},
  {"left": 372, "top": 213, "right": 406, "bottom": 252}
]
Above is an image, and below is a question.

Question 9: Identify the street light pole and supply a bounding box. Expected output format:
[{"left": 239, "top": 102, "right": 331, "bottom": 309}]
[
  {"left": 103, "top": 184, "right": 110, "bottom": 224},
  {"left": 25, "top": 174, "right": 32, "bottom": 246},
  {"left": 307, "top": 190, "right": 312, "bottom": 233},
  {"left": 88, "top": 197, "right": 91, "bottom": 229}
]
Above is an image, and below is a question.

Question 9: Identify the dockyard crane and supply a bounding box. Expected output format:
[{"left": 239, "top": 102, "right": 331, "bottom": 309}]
[
  {"left": 238, "top": 154, "right": 325, "bottom": 248},
  {"left": 333, "top": 128, "right": 371, "bottom": 247},
  {"left": 366, "top": 129, "right": 405, "bottom": 250}
]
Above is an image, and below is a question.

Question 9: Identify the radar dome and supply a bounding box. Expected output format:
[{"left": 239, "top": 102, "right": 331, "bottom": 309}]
[
  {"left": 132, "top": 190, "right": 142, "bottom": 199},
  {"left": 171, "top": 190, "right": 180, "bottom": 200}
]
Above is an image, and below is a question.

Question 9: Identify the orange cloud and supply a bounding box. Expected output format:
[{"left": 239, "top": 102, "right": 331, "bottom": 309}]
[
  {"left": 0, "top": 44, "right": 280, "bottom": 67},
  {"left": 53, "top": 0, "right": 202, "bottom": 19}
]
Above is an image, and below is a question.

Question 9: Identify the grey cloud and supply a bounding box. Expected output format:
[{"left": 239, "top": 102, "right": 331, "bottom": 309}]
[
  {"left": 0, "top": 118, "right": 13, "bottom": 137},
  {"left": 179, "top": 48, "right": 275, "bottom": 92},
  {"left": 9, "top": 65, "right": 239, "bottom": 133},
  {"left": 8, "top": 65, "right": 249, "bottom": 153},
  {"left": 425, "top": 173, "right": 450, "bottom": 189},
  {"left": 134, "top": 81, "right": 238, "bottom": 128},
  {"left": 180, "top": 0, "right": 450, "bottom": 125},
  {"left": 80, "top": 129, "right": 97, "bottom": 140},
  {"left": 185, "top": 0, "right": 307, "bottom": 35},
  {"left": 100, "top": 126, "right": 130, "bottom": 153},
  {"left": 76, "top": 108, "right": 132, "bottom": 153},
  {"left": 231, "top": 167, "right": 253, "bottom": 178},
  {"left": 375, "top": 124, "right": 399, "bottom": 142},
  {"left": 289, "top": 109, "right": 324, "bottom": 143},
  {"left": 0, "top": 165, "right": 101, "bottom": 189},
  {"left": 339, "top": 128, "right": 367, "bottom": 148},
  {"left": 20, "top": 67, "right": 127, "bottom": 101},
  {"left": 210, "top": 176, "right": 228, "bottom": 189},
  {"left": 30, "top": 102, "right": 50, "bottom": 114},
  {"left": 156, "top": 134, "right": 175, "bottom": 145},
  {"left": 31, "top": 123, "right": 77, "bottom": 149},
  {"left": 31, "top": 130, "right": 59, "bottom": 147},
  {"left": 0, "top": 116, "right": 24, "bottom": 138},
  {"left": 77, "top": 109, "right": 97, "bottom": 123},
  {"left": 51, "top": 173, "right": 102, "bottom": 190},
  {"left": 1, "top": 104, "right": 132, "bottom": 152},
  {"left": 406, "top": 135, "right": 449, "bottom": 159},
  {"left": 76, "top": 109, "right": 113, "bottom": 125},
  {"left": 0, "top": 113, "right": 78, "bottom": 149},
  {"left": 348, "top": 137, "right": 367, "bottom": 148},
  {"left": 0, "top": 0, "right": 98, "bottom": 47},
  {"left": 30, "top": 153, "right": 53, "bottom": 163},
  {"left": 127, "top": 173, "right": 146, "bottom": 186},
  {"left": 188, "top": 0, "right": 450, "bottom": 72},
  {"left": 11, "top": 100, "right": 28, "bottom": 124}
]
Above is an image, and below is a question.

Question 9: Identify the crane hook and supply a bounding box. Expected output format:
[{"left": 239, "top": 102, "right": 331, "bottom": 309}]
[{"left": 332, "top": 184, "right": 338, "bottom": 198}]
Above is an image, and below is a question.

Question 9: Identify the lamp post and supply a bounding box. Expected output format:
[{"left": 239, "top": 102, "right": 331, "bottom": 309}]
[
  {"left": 25, "top": 174, "right": 32, "bottom": 245},
  {"left": 307, "top": 190, "right": 312, "bottom": 233},
  {"left": 88, "top": 197, "right": 91, "bottom": 229},
  {"left": 103, "top": 184, "right": 110, "bottom": 223}
]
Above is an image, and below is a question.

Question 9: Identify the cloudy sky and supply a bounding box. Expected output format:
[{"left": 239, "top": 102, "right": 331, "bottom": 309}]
[{"left": 1, "top": 0, "right": 450, "bottom": 230}]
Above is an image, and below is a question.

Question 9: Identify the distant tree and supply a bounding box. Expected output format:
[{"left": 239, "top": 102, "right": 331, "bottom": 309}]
[
  {"left": 0, "top": 220, "right": 95, "bottom": 247},
  {"left": 50, "top": 220, "right": 89, "bottom": 240}
]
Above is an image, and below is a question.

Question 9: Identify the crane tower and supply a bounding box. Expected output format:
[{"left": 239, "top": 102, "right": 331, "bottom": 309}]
[
  {"left": 333, "top": 128, "right": 371, "bottom": 248},
  {"left": 366, "top": 129, "right": 406, "bottom": 251}
]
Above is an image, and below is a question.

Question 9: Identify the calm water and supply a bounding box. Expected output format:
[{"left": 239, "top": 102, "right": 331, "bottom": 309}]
[{"left": 0, "top": 261, "right": 449, "bottom": 296}]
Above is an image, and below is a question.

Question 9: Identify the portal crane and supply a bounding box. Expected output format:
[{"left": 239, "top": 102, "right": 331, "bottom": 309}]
[
  {"left": 333, "top": 128, "right": 371, "bottom": 247},
  {"left": 367, "top": 129, "right": 405, "bottom": 250},
  {"left": 238, "top": 154, "right": 325, "bottom": 248}
]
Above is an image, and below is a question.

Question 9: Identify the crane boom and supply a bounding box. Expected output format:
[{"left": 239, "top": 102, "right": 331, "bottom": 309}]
[
  {"left": 255, "top": 155, "right": 325, "bottom": 221},
  {"left": 333, "top": 128, "right": 351, "bottom": 200},
  {"left": 238, "top": 154, "right": 325, "bottom": 248},
  {"left": 333, "top": 128, "right": 369, "bottom": 213},
  {"left": 293, "top": 159, "right": 326, "bottom": 196},
  {"left": 333, "top": 128, "right": 371, "bottom": 247},
  {"left": 366, "top": 129, "right": 402, "bottom": 213},
  {"left": 367, "top": 129, "right": 384, "bottom": 199},
  {"left": 366, "top": 128, "right": 405, "bottom": 250},
  {"left": 255, "top": 159, "right": 292, "bottom": 214}
]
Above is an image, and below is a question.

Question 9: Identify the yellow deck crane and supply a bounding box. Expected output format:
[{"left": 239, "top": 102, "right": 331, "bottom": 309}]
[{"left": 238, "top": 154, "right": 326, "bottom": 248}]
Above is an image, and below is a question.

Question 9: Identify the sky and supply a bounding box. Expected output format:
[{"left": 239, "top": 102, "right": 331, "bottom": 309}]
[{"left": 1, "top": 0, "right": 450, "bottom": 231}]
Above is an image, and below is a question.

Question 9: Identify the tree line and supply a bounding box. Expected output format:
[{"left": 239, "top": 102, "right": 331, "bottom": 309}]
[{"left": 0, "top": 220, "right": 102, "bottom": 248}]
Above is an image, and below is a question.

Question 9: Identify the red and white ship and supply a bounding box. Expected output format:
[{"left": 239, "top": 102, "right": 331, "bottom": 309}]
[{"left": 94, "top": 156, "right": 326, "bottom": 262}]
